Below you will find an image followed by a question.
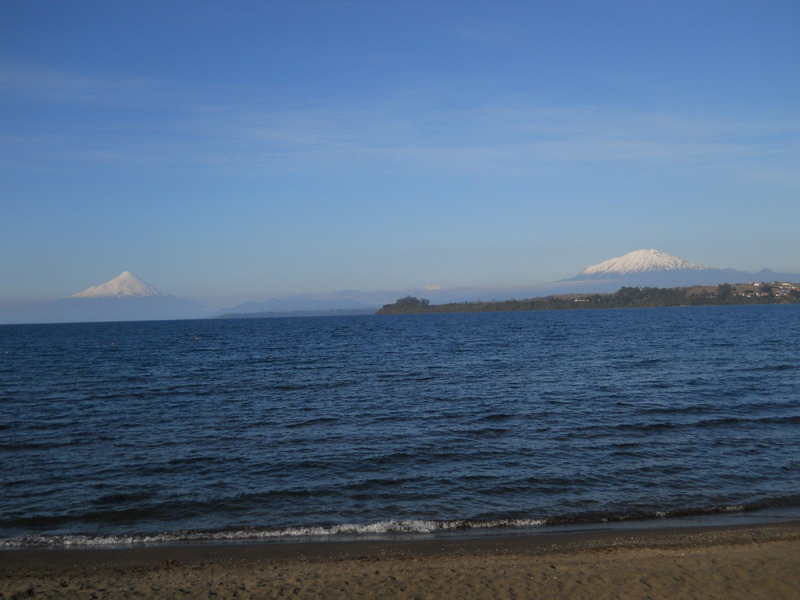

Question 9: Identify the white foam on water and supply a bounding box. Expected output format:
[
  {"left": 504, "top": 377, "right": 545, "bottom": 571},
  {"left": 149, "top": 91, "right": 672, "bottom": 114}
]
[{"left": 0, "top": 518, "right": 548, "bottom": 549}]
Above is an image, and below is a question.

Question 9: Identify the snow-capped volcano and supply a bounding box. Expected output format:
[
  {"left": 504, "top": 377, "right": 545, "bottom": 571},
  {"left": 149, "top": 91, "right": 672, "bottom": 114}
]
[
  {"left": 70, "top": 271, "right": 167, "bottom": 298},
  {"left": 0, "top": 271, "right": 207, "bottom": 323},
  {"left": 580, "top": 249, "right": 710, "bottom": 276},
  {"left": 561, "top": 248, "right": 791, "bottom": 290}
]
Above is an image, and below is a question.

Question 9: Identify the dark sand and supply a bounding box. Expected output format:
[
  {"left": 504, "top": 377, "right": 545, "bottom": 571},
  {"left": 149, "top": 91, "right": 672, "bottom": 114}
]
[{"left": 2, "top": 521, "right": 799, "bottom": 599}]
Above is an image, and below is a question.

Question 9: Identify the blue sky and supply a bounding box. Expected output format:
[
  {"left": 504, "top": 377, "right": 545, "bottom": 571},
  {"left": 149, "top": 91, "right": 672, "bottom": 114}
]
[{"left": 2, "top": 0, "right": 799, "bottom": 309}]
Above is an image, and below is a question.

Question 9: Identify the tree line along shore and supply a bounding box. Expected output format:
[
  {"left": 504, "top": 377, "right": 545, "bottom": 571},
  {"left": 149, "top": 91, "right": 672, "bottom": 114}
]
[{"left": 376, "top": 282, "right": 800, "bottom": 315}]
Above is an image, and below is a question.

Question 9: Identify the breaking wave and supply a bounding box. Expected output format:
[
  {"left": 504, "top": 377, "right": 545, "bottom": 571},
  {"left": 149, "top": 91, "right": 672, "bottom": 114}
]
[{"left": 5, "top": 496, "right": 799, "bottom": 549}]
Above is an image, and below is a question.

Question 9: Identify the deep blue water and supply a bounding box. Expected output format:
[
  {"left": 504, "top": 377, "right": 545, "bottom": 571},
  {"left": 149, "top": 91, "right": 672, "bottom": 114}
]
[{"left": 1, "top": 305, "right": 799, "bottom": 547}]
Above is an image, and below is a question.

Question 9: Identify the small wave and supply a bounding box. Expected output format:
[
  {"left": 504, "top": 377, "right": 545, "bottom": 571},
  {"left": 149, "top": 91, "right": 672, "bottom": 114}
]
[
  {"left": 3, "top": 496, "right": 800, "bottom": 550},
  {"left": 92, "top": 491, "right": 155, "bottom": 506},
  {"left": 639, "top": 404, "right": 715, "bottom": 415},
  {"left": 269, "top": 380, "right": 357, "bottom": 392},
  {"left": 612, "top": 413, "right": 800, "bottom": 433},
  {"left": 0, "top": 518, "right": 547, "bottom": 549},
  {"left": 344, "top": 477, "right": 416, "bottom": 491},
  {"left": 0, "top": 439, "right": 85, "bottom": 451},
  {"left": 285, "top": 417, "right": 340, "bottom": 429},
  {"left": 478, "top": 413, "right": 515, "bottom": 423},
  {"left": 541, "top": 498, "right": 800, "bottom": 526},
  {"left": 451, "top": 426, "right": 510, "bottom": 437}
]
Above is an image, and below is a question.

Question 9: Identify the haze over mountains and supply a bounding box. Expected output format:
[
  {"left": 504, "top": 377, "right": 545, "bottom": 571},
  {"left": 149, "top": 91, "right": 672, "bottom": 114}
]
[
  {"left": 214, "top": 293, "right": 378, "bottom": 317},
  {"left": 1, "top": 250, "right": 798, "bottom": 324},
  {"left": 578, "top": 249, "right": 710, "bottom": 276},
  {"left": 562, "top": 249, "right": 800, "bottom": 291},
  {"left": 1, "top": 272, "right": 205, "bottom": 324},
  {"left": 216, "top": 249, "right": 800, "bottom": 317},
  {"left": 69, "top": 271, "right": 167, "bottom": 299}
]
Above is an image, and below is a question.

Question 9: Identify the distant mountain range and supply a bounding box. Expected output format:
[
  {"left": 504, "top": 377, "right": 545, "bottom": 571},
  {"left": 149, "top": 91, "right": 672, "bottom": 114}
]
[
  {"left": 212, "top": 249, "right": 800, "bottom": 316},
  {"left": 1, "top": 251, "right": 798, "bottom": 324},
  {"left": 213, "top": 294, "right": 379, "bottom": 317}
]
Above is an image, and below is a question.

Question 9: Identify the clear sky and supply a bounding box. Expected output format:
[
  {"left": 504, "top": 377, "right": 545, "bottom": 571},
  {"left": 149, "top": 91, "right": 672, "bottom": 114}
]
[{"left": 2, "top": 0, "right": 799, "bottom": 309}]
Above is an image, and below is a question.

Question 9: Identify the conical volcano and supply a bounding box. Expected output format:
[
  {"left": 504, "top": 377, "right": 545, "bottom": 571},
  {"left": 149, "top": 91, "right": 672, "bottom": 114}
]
[
  {"left": 70, "top": 271, "right": 167, "bottom": 298},
  {"left": 1, "top": 271, "right": 207, "bottom": 323},
  {"left": 563, "top": 249, "right": 798, "bottom": 290},
  {"left": 579, "top": 249, "right": 710, "bottom": 276}
]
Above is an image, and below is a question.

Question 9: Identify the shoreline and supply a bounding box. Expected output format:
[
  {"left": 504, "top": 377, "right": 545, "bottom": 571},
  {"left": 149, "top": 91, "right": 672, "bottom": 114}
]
[{"left": 3, "top": 521, "right": 799, "bottom": 599}]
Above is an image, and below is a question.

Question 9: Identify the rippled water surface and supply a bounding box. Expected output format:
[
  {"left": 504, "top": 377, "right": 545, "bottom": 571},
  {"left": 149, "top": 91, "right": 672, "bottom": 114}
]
[{"left": 1, "top": 305, "right": 799, "bottom": 547}]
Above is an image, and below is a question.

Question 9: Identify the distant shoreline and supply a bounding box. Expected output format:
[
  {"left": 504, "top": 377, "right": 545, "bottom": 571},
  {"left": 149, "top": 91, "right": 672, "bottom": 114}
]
[
  {"left": 215, "top": 308, "right": 377, "bottom": 319},
  {"left": 376, "top": 282, "right": 800, "bottom": 315}
]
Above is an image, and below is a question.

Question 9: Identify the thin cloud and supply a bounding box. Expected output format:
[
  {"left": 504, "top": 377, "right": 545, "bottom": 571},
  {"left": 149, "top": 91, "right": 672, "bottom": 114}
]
[
  {"left": 0, "top": 60, "right": 168, "bottom": 107},
  {"left": 451, "top": 22, "right": 518, "bottom": 44},
  {"left": 178, "top": 102, "right": 800, "bottom": 179},
  {"left": 2, "top": 63, "right": 798, "bottom": 185}
]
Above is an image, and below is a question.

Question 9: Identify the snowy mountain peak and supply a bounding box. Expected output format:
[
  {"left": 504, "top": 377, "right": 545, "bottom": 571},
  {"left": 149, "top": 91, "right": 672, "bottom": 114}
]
[
  {"left": 580, "top": 249, "right": 711, "bottom": 276},
  {"left": 69, "top": 271, "right": 167, "bottom": 298}
]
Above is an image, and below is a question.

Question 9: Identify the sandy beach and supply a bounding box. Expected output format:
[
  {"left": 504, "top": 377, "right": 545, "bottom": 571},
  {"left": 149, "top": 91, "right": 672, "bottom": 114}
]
[{"left": 2, "top": 521, "right": 799, "bottom": 599}]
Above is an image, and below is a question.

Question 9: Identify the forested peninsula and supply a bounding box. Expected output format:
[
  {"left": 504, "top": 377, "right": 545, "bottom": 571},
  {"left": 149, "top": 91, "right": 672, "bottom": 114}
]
[{"left": 376, "top": 282, "right": 800, "bottom": 315}]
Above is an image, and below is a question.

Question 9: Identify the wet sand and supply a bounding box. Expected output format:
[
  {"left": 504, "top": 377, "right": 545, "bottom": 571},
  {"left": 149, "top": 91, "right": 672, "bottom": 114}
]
[{"left": 2, "top": 521, "right": 799, "bottom": 599}]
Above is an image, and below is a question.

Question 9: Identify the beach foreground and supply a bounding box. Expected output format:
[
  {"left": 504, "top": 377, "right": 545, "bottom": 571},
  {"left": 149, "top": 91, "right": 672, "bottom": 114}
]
[{"left": 2, "top": 522, "right": 799, "bottom": 599}]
